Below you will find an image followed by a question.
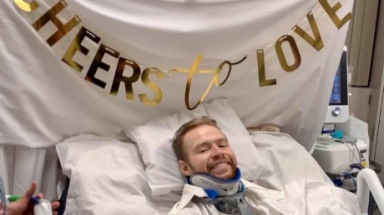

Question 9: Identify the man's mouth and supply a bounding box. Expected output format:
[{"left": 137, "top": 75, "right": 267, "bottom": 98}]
[
  {"left": 210, "top": 162, "right": 231, "bottom": 170},
  {"left": 209, "top": 162, "right": 232, "bottom": 175}
]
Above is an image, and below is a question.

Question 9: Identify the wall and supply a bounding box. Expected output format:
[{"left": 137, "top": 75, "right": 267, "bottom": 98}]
[
  {"left": 368, "top": 0, "right": 384, "bottom": 181},
  {"left": 349, "top": 87, "right": 371, "bottom": 123}
]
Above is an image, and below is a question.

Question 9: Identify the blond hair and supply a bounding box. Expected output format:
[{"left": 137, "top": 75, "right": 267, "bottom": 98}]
[{"left": 172, "top": 116, "right": 218, "bottom": 161}]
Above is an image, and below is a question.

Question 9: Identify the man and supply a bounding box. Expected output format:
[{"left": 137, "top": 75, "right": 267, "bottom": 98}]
[
  {"left": 168, "top": 116, "right": 360, "bottom": 215},
  {"left": 0, "top": 179, "right": 60, "bottom": 215}
]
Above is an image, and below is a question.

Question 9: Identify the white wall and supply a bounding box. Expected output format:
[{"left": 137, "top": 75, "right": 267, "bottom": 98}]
[
  {"left": 345, "top": 0, "right": 378, "bottom": 124},
  {"left": 349, "top": 87, "right": 371, "bottom": 123},
  {"left": 368, "top": 0, "right": 384, "bottom": 181}
]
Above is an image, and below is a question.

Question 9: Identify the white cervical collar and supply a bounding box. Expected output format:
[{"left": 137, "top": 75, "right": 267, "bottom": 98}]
[{"left": 187, "top": 168, "right": 243, "bottom": 197}]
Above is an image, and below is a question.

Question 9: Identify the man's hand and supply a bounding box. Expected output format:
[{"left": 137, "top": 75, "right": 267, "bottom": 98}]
[{"left": 6, "top": 182, "right": 60, "bottom": 215}]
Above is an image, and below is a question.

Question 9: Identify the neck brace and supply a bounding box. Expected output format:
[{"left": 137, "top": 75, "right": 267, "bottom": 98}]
[
  {"left": 188, "top": 169, "right": 254, "bottom": 214},
  {"left": 186, "top": 168, "right": 243, "bottom": 198}
]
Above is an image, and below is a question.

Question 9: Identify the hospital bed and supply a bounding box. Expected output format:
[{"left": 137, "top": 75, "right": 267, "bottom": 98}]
[
  {"left": 0, "top": 0, "right": 380, "bottom": 213},
  {"left": 52, "top": 99, "right": 384, "bottom": 215}
]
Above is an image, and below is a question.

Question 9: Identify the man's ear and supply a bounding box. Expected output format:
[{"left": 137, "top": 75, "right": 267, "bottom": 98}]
[{"left": 178, "top": 160, "right": 193, "bottom": 176}]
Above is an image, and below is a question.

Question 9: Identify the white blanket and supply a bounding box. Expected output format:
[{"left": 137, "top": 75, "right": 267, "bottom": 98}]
[
  {"left": 169, "top": 179, "right": 360, "bottom": 215},
  {"left": 58, "top": 133, "right": 360, "bottom": 215}
]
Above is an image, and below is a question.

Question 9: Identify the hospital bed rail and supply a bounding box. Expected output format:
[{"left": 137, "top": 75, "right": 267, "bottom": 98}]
[{"left": 357, "top": 168, "right": 384, "bottom": 215}]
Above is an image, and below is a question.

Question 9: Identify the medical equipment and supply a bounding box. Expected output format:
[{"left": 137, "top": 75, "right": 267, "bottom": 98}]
[
  {"left": 188, "top": 169, "right": 252, "bottom": 215},
  {"left": 0, "top": 176, "right": 52, "bottom": 215},
  {"left": 324, "top": 46, "right": 350, "bottom": 124},
  {"left": 313, "top": 138, "right": 369, "bottom": 174},
  {"left": 312, "top": 45, "right": 370, "bottom": 192},
  {"left": 187, "top": 168, "right": 244, "bottom": 197},
  {"left": 4, "top": 195, "right": 52, "bottom": 215},
  {"left": 33, "top": 199, "right": 53, "bottom": 215},
  {"left": 194, "top": 192, "right": 253, "bottom": 215}
]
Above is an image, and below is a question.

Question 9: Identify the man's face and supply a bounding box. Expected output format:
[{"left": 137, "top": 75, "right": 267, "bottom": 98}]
[{"left": 178, "top": 125, "right": 237, "bottom": 179}]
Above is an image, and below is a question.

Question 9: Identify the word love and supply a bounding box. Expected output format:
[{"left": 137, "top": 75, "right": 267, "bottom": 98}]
[{"left": 257, "top": 0, "right": 351, "bottom": 87}]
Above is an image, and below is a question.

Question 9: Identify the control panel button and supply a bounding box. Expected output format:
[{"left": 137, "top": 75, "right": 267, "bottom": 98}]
[{"left": 332, "top": 107, "right": 341, "bottom": 116}]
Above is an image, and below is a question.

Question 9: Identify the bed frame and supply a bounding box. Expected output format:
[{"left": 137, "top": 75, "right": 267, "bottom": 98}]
[{"left": 357, "top": 169, "right": 384, "bottom": 215}]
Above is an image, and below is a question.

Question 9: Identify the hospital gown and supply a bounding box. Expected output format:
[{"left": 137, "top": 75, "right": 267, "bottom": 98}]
[{"left": 168, "top": 179, "right": 361, "bottom": 215}]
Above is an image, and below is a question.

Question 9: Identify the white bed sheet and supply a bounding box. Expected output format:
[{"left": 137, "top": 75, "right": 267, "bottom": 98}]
[
  {"left": 57, "top": 132, "right": 349, "bottom": 215},
  {"left": 249, "top": 131, "right": 333, "bottom": 190},
  {"left": 57, "top": 134, "right": 174, "bottom": 215}
]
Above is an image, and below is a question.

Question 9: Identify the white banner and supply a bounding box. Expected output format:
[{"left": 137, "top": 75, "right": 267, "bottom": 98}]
[{"left": 0, "top": 0, "right": 353, "bottom": 151}]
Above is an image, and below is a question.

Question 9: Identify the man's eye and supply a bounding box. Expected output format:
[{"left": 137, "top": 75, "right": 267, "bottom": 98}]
[{"left": 200, "top": 149, "right": 206, "bottom": 153}]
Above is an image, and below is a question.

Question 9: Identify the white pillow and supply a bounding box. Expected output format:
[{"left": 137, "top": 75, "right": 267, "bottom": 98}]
[
  {"left": 56, "top": 134, "right": 174, "bottom": 215},
  {"left": 249, "top": 131, "right": 333, "bottom": 190},
  {"left": 124, "top": 99, "right": 265, "bottom": 197}
]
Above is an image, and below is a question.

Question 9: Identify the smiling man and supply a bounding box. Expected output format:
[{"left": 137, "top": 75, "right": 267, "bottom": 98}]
[
  {"left": 170, "top": 116, "right": 254, "bottom": 215},
  {"left": 175, "top": 118, "right": 237, "bottom": 180},
  {"left": 168, "top": 116, "right": 361, "bottom": 215}
]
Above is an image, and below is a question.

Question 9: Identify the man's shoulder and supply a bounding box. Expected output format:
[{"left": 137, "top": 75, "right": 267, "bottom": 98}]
[
  {"left": 169, "top": 184, "right": 211, "bottom": 214},
  {"left": 180, "top": 183, "right": 209, "bottom": 201},
  {"left": 182, "top": 183, "right": 205, "bottom": 192},
  {"left": 240, "top": 178, "right": 259, "bottom": 188},
  {"left": 240, "top": 178, "right": 282, "bottom": 197}
]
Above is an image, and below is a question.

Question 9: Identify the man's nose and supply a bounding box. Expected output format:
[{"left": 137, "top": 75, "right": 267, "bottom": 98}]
[{"left": 211, "top": 144, "right": 225, "bottom": 158}]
